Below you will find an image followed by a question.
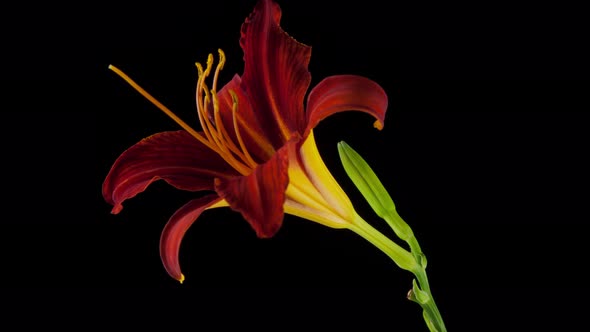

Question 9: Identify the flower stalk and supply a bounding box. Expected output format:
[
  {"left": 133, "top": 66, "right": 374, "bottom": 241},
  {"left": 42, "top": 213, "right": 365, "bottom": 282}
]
[
  {"left": 349, "top": 213, "right": 418, "bottom": 273},
  {"left": 338, "top": 141, "right": 447, "bottom": 332}
]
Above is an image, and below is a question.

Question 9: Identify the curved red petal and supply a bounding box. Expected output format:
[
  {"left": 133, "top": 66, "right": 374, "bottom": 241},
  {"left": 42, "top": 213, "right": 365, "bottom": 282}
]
[
  {"left": 305, "top": 75, "right": 388, "bottom": 137},
  {"left": 102, "top": 131, "right": 237, "bottom": 214},
  {"left": 160, "top": 195, "right": 223, "bottom": 282},
  {"left": 214, "top": 142, "right": 291, "bottom": 238},
  {"left": 240, "top": 0, "right": 311, "bottom": 146}
]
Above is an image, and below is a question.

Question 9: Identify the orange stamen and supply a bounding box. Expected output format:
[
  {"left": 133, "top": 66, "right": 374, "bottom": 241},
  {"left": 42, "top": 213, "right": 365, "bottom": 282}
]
[{"left": 109, "top": 49, "right": 261, "bottom": 177}]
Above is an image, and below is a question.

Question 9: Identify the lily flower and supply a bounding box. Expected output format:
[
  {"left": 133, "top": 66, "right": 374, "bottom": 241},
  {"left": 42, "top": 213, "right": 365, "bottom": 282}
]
[{"left": 104, "top": 0, "right": 410, "bottom": 283}]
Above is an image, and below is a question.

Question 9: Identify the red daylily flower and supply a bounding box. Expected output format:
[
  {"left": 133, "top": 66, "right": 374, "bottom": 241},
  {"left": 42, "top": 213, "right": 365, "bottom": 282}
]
[{"left": 104, "top": 0, "right": 388, "bottom": 283}]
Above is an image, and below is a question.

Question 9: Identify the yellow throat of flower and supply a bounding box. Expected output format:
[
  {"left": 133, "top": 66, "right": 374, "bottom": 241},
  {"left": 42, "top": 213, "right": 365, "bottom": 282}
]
[{"left": 284, "top": 131, "right": 357, "bottom": 229}]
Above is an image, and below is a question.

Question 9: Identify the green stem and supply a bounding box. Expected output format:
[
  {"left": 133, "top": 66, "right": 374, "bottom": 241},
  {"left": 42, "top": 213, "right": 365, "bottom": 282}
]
[
  {"left": 350, "top": 211, "right": 446, "bottom": 331},
  {"left": 348, "top": 213, "right": 419, "bottom": 274},
  {"left": 413, "top": 267, "right": 446, "bottom": 332},
  {"left": 386, "top": 211, "right": 447, "bottom": 332},
  {"left": 337, "top": 141, "right": 446, "bottom": 331}
]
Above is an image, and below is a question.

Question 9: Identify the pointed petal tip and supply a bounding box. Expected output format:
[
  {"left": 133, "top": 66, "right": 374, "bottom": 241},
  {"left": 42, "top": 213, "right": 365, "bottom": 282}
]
[
  {"left": 254, "top": 222, "right": 281, "bottom": 239},
  {"left": 160, "top": 195, "right": 223, "bottom": 287},
  {"left": 102, "top": 131, "right": 236, "bottom": 218},
  {"left": 373, "top": 120, "right": 384, "bottom": 130},
  {"left": 111, "top": 204, "right": 123, "bottom": 214},
  {"left": 305, "top": 75, "right": 388, "bottom": 136}
]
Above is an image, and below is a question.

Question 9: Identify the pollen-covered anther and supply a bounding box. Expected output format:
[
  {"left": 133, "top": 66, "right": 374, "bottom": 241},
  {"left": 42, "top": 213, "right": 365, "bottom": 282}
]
[
  {"left": 194, "top": 50, "right": 257, "bottom": 175},
  {"left": 212, "top": 49, "right": 226, "bottom": 93}
]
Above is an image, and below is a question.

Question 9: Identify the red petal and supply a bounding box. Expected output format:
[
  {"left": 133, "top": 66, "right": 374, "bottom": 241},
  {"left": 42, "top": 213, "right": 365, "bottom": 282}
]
[
  {"left": 216, "top": 74, "right": 276, "bottom": 163},
  {"left": 305, "top": 75, "right": 388, "bottom": 137},
  {"left": 214, "top": 142, "right": 290, "bottom": 238},
  {"left": 160, "top": 195, "right": 223, "bottom": 282},
  {"left": 103, "top": 131, "right": 237, "bottom": 214},
  {"left": 240, "top": 0, "right": 311, "bottom": 146}
]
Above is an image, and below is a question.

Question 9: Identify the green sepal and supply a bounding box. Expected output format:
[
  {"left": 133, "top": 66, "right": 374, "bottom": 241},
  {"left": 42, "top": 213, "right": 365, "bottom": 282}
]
[{"left": 410, "top": 279, "right": 431, "bottom": 304}]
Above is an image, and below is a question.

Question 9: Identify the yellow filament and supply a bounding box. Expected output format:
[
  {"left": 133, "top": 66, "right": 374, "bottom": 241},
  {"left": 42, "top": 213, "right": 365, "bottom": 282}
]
[
  {"left": 194, "top": 52, "right": 253, "bottom": 175},
  {"left": 207, "top": 49, "right": 253, "bottom": 164},
  {"left": 212, "top": 91, "right": 246, "bottom": 159},
  {"left": 196, "top": 59, "right": 221, "bottom": 145},
  {"left": 230, "top": 90, "right": 258, "bottom": 168},
  {"left": 195, "top": 62, "right": 216, "bottom": 145},
  {"left": 195, "top": 59, "right": 244, "bottom": 172},
  {"left": 209, "top": 50, "right": 243, "bottom": 156},
  {"left": 208, "top": 93, "right": 251, "bottom": 173},
  {"left": 201, "top": 94, "right": 221, "bottom": 146},
  {"left": 108, "top": 65, "right": 215, "bottom": 152}
]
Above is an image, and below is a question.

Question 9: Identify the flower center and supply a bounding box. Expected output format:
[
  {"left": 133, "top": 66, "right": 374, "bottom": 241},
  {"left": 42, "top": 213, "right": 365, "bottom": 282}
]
[{"left": 108, "top": 49, "right": 257, "bottom": 176}]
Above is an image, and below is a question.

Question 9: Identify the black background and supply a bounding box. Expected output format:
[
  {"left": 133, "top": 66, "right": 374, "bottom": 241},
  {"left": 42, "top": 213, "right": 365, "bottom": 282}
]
[{"left": 2, "top": 0, "right": 589, "bottom": 330}]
